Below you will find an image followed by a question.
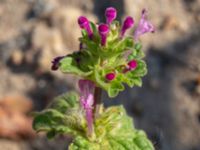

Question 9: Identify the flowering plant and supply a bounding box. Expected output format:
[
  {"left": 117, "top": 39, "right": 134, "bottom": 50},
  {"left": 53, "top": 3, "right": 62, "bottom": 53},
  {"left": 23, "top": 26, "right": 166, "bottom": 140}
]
[{"left": 33, "top": 7, "right": 155, "bottom": 150}]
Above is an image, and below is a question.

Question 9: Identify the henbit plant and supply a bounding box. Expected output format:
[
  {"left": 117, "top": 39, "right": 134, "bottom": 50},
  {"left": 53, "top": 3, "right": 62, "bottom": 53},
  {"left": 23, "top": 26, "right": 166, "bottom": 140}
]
[{"left": 33, "top": 7, "right": 155, "bottom": 150}]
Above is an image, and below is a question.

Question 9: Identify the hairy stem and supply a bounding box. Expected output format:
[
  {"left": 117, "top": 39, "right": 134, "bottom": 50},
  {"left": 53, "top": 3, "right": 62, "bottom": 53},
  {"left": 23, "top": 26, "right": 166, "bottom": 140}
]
[
  {"left": 86, "top": 109, "right": 94, "bottom": 138},
  {"left": 93, "top": 87, "right": 102, "bottom": 119}
]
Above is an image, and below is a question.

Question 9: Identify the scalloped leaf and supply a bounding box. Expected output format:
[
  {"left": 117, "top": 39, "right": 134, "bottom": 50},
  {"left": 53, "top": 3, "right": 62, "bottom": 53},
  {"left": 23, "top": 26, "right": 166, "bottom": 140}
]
[
  {"left": 127, "top": 60, "right": 147, "bottom": 78},
  {"left": 33, "top": 97, "right": 154, "bottom": 150},
  {"left": 93, "top": 60, "right": 147, "bottom": 98},
  {"left": 33, "top": 109, "right": 84, "bottom": 138},
  {"left": 59, "top": 57, "right": 91, "bottom": 76},
  {"left": 33, "top": 109, "right": 64, "bottom": 132},
  {"left": 69, "top": 106, "right": 154, "bottom": 150},
  {"left": 108, "top": 81, "right": 125, "bottom": 97},
  {"left": 33, "top": 92, "right": 86, "bottom": 139},
  {"left": 48, "top": 91, "right": 79, "bottom": 113}
]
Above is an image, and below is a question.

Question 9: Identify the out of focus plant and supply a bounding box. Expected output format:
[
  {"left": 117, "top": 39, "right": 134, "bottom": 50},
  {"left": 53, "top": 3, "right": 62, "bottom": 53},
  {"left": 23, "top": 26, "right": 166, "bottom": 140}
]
[{"left": 33, "top": 7, "right": 155, "bottom": 150}]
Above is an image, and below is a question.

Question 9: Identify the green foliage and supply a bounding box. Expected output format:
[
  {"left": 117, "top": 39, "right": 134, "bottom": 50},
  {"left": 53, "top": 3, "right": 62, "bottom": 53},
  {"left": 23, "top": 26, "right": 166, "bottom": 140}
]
[
  {"left": 69, "top": 106, "right": 154, "bottom": 150},
  {"left": 33, "top": 92, "right": 154, "bottom": 150},
  {"left": 57, "top": 22, "right": 147, "bottom": 97},
  {"left": 33, "top": 92, "right": 87, "bottom": 139}
]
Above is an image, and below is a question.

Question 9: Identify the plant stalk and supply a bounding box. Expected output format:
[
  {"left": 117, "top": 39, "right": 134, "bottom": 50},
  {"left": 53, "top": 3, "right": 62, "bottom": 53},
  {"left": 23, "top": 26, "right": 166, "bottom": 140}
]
[{"left": 93, "top": 87, "right": 102, "bottom": 119}]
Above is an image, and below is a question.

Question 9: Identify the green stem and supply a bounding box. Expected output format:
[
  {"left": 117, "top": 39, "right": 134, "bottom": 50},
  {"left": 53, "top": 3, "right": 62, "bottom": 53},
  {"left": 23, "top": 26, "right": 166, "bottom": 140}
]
[{"left": 94, "top": 87, "right": 102, "bottom": 119}]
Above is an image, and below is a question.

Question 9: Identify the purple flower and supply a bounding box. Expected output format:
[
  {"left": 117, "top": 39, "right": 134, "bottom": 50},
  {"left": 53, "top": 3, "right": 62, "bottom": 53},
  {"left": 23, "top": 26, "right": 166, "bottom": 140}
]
[
  {"left": 78, "top": 16, "right": 93, "bottom": 39},
  {"left": 79, "top": 79, "right": 95, "bottom": 109},
  {"left": 78, "top": 79, "right": 95, "bottom": 136},
  {"left": 105, "top": 72, "right": 116, "bottom": 81},
  {"left": 134, "top": 9, "right": 155, "bottom": 40},
  {"left": 98, "top": 24, "right": 109, "bottom": 46},
  {"left": 51, "top": 56, "right": 65, "bottom": 70},
  {"left": 105, "top": 7, "right": 117, "bottom": 25},
  {"left": 120, "top": 16, "right": 134, "bottom": 37}
]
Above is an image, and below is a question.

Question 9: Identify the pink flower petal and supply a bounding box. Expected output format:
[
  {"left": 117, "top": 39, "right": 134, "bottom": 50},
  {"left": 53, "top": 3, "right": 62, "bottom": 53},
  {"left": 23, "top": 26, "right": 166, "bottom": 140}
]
[
  {"left": 78, "top": 79, "right": 95, "bottom": 135},
  {"left": 134, "top": 9, "right": 155, "bottom": 40}
]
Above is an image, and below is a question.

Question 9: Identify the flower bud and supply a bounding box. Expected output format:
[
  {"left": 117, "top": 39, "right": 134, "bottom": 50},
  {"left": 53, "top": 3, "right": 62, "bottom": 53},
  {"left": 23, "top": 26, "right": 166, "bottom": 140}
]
[
  {"left": 78, "top": 16, "right": 93, "bottom": 38},
  {"left": 121, "top": 16, "right": 134, "bottom": 37},
  {"left": 98, "top": 24, "right": 109, "bottom": 46},
  {"left": 128, "top": 60, "right": 137, "bottom": 70},
  {"left": 51, "top": 56, "right": 65, "bottom": 70},
  {"left": 105, "top": 7, "right": 117, "bottom": 25},
  {"left": 105, "top": 72, "right": 116, "bottom": 81},
  {"left": 123, "top": 60, "right": 137, "bottom": 73}
]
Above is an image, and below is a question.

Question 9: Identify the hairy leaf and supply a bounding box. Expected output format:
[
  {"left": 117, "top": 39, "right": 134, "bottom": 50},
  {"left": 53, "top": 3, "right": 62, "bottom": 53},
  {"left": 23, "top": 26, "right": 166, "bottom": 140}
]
[
  {"left": 69, "top": 106, "right": 154, "bottom": 150},
  {"left": 33, "top": 92, "right": 86, "bottom": 138}
]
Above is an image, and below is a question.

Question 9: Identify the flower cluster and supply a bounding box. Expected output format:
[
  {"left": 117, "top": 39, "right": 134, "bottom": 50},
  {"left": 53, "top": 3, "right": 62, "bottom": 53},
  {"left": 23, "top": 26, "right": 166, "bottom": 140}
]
[{"left": 52, "top": 7, "right": 154, "bottom": 98}]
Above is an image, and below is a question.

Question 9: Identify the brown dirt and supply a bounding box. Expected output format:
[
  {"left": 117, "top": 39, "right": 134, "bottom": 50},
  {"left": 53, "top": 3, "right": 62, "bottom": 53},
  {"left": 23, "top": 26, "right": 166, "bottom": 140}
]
[{"left": 0, "top": 0, "right": 200, "bottom": 150}]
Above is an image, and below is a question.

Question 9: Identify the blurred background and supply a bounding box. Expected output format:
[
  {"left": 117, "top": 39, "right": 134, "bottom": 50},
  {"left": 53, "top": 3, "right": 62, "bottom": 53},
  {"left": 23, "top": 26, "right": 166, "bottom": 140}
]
[{"left": 0, "top": 0, "right": 200, "bottom": 150}]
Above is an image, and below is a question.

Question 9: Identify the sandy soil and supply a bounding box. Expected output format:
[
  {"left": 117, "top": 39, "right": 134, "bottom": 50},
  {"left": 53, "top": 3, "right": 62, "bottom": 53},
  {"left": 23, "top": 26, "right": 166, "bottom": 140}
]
[{"left": 0, "top": 0, "right": 200, "bottom": 150}]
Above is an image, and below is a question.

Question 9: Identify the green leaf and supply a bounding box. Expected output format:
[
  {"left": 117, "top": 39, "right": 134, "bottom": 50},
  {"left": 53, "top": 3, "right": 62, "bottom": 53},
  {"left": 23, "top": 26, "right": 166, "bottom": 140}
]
[
  {"left": 83, "top": 40, "right": 99, "bottom": 54},
  {"left": 94, "top": 68, "right": 109, "bottom": 90},
  {"left": 128, "top": 49, "right": 145, "bottom": 61},
  {"left": 59, "top": 57, "right": 91, "bottom": 76},
  {"left": 118, "top": 74, "right": 135, "bottom": 88},
  {"left": 114, "top": 37, "right": 134, "bottom": 52},
  {"left": 134, "top": 131, "right": 155, "bottom": 150},
  {"left": 81, "top": 29, "right": 88, "bottom": 37},
  {"left": 129, "top": 60, "right": 147, "bottom": 77},
  {"left": 114, "top": 39, "right": 127, "bottom": 53},
  {"left": 90, "top": 22, "right": 97, "bottom": 35},
  {"left": 128, "top": 54, "right": 135, "bottom": 61},
  {"left": 33, "top": 92, "right": 86, "bottom": 137},
  {"left": 32, "top": 109, "right": 65, "bottom": 132},
  {"left": 132, "top": 77, "right": 142, "bottom": 87},
  {"left": 69, "top": 106, "right": 154, "bottom": 150},
  {"left": 47, "top": 130, "right": 56, "bottom": 139},
  {"left": 135, "top": 43, "right": 142, "bottom": 50},
  {"left": 33, "top": 108, "right": 85, "bottom": 137},
  {"left": 108, "top": 81, "right": 125, "bottom": 98},
  {"left": 125, "top": 37, "right": 134, "bottom": 48},
  {"left": 48, "top": 92, "right": 79, "bottom": 113},
  {"left": 33, "top": 99, "right": 154, "bottom": 150}
]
